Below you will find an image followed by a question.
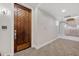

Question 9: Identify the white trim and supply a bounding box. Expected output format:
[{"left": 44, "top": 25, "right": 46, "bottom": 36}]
[
  {"left": 34, "top": 37, "right": 58, "bottom": 49},
  {"left": 11, "top": 3, "right": 14, "bottom": 56},
  {"left": 31, "top": 6, "right": 38, "bottom": 48},
  {"left": 31, "top": 9, "right": 34, "bottom": 48},
  {"left": 58, "top": 35, "right": 79, "bottom": 42}
]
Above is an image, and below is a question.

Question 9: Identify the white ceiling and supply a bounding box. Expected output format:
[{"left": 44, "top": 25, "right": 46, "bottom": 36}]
[
  {"left": 39, "top": 3, "right": 79, "bottom": 21},
  {"left": 21, "top": 3, "right": 79, "bottom": 21}
]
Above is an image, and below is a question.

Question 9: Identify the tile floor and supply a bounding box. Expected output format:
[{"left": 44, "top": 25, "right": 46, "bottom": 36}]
[{"left": 15, "top": 39, "right": 79, "bottom": 56}]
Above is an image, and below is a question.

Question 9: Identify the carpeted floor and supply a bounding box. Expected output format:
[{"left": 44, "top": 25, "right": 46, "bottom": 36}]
[{"left": 14, "top": 39, "right": 79, "bottom": 56}]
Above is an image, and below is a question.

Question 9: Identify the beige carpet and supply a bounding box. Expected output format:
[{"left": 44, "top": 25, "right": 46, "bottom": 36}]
[{"left": 15, "top": 39, "right": 79, "bottom": 56}]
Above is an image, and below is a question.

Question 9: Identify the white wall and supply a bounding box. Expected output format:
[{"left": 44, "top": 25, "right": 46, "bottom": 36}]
[
  {"left": 59, "top": 22, "right": 65, "bottom": 36},
  {"left": 0, "top": 3, "right": 14, "bottom": 56},
  {"left": 34, "top": 8, "right": 57, "bottom": 49}
]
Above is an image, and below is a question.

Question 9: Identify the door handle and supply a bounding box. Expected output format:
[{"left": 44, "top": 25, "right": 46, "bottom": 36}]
[{"left": 14, "top": 30, "right": 16, "bottom": 40}]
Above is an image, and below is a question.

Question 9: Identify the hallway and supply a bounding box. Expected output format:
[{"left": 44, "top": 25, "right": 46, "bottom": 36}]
[{"left": 0, "top": 3, "right": 79, "bottom": 56}]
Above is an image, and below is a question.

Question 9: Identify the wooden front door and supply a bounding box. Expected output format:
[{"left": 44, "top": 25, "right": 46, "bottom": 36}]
[{"left": 14, "top": 3, "right": 31, "bottom": 52}]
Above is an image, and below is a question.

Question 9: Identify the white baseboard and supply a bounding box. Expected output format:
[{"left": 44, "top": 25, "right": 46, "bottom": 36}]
[
  {"left": 32, "top": 36, "right": 79, "bottom": 50},
  {"left": 34, "top": 37, "right": 57, "bottom": 50},
  {"left": 31, "top": 44, "right": 37, "bottom": 49},
  {"left": 58, "top": 35, "right": 79, "bottom": 42}
]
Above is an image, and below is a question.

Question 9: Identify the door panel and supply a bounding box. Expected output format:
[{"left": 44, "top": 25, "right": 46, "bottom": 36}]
[{"left": 14, "top": 3, "right": 31, "bottom": 52}]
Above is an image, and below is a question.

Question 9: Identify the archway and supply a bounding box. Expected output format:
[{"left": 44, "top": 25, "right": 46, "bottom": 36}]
[{"left": 59, "top": 16, "right": 79, "bottom": 37}]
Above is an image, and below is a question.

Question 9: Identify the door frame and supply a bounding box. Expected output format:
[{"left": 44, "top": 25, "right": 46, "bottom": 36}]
[{"left": 14, "top": 3, "right": 32, "bottom": 52}]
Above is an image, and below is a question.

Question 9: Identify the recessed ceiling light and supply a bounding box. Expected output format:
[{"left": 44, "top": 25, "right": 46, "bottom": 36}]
[{"left": 61, "top": 9, "right": 66, "bottom": 13}]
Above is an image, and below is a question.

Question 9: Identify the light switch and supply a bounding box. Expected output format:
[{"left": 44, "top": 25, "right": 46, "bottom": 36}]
[{"left": 2, "top": 26, "right": 7, "bottom": 30}]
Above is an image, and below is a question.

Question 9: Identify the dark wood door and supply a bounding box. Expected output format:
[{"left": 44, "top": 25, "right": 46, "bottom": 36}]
[{"left": 14, "top": 3, "right": 31, "bottom": 52}]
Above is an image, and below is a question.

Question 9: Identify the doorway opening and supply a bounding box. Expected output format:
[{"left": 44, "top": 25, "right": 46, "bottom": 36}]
[
  {"left": 14, "top": 3, "right": 32, "bottom": 53},
  {"left": 59, "top": 17, "right": 79, "bottom": 37}
]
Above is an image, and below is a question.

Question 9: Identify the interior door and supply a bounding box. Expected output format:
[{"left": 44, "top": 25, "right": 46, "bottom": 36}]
[{"left": 14, "top": 3, "right": 31, "bottom": 52}]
